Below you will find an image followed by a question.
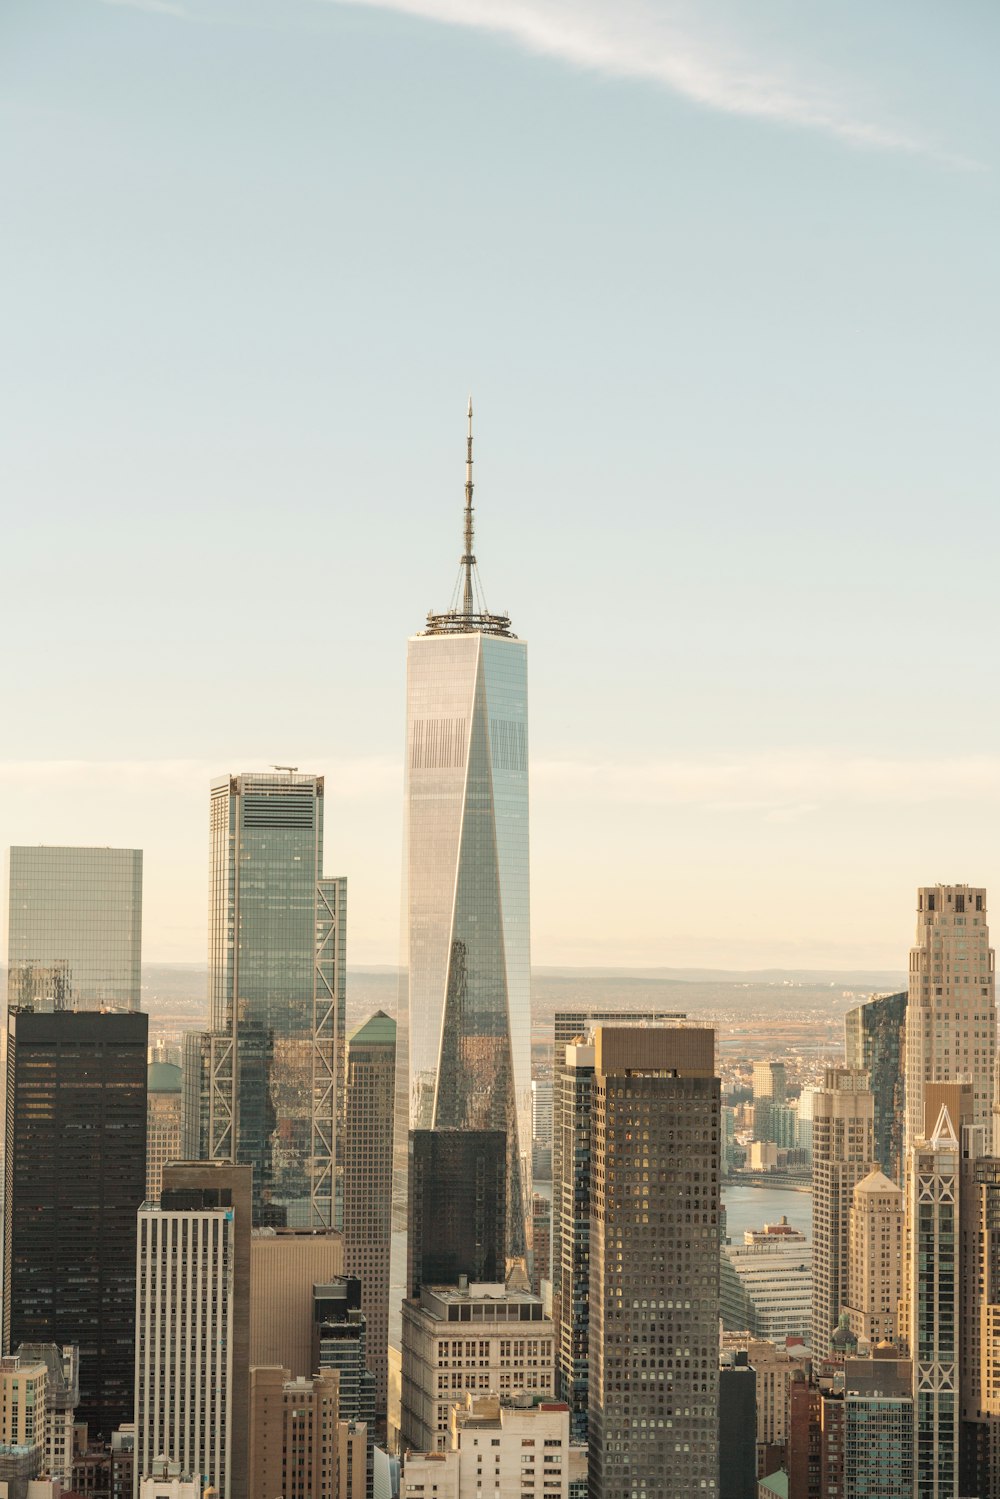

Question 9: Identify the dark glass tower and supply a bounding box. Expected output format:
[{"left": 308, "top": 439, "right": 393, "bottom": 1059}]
[
  {"left": 205, "top": 771, "right": 346, "bottom": 1228},
  {"left": 845, "top": 990, "right": 907, "bottom": 1182},
  {"left": 406, "top": 1129, "right": 507, "bottom": 1296},
  {"left": 3, "top": 1008, "right": 147, "bottom": 1437},
  {"left": 344, "top": 1011, "right": 396, "bottom": 1426}
]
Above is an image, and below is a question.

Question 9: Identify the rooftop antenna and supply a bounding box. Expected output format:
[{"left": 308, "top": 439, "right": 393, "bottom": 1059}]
[{"left": 462, "top": 396, "right": 475, "bottom": 617}]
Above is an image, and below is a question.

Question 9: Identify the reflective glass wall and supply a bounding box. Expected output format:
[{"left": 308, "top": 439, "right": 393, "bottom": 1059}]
[
  {"left": 6, "top": 845, "right": 142, "bottom": 1012},
  {"left": 207, "top": 773, "right": 345, "bottom": 1228},
  {"left": 394, "top": 631, "right": 531, "bottom": 1266}
]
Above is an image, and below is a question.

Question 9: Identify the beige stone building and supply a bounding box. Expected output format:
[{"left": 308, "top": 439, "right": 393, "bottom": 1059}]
[
  {"left": 0, "top": 1355, "right": 47, "bottom": 1457},
  {"left": 250, "top": 1227, "right": 343, "bottom": 1378},
  {"left": 249, "top": 1367, "right": 340, "bottom": 1499},
  {"left": 402, "top": 1394, "right": 569, "bottom": 1499},
  {"left": 844, "top": 1169, "right": 903, "bottom": 1345},
  {"left": 810, "top": 1067, "right": 875, "bottom": 1353},
  {"left": 400, "top": 1283, "right": 556, "bottom": 1454},
  {"left": 905, "top": 883, "right": 996, "bottom": 1163}
]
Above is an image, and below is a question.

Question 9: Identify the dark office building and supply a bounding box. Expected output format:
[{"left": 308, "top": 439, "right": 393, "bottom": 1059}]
[
  {"left": 720, "top": 1353, "right": 757, "bottom": 1499},
  {"left": 313, "top": 1277, "right": 376, "bottom": 1498},
  {"left": 3, "top": 1008, "right": 147, "bottom": 1437},
  {"left": 844, "top": 991, "right": 907, "bottom": 1182},
  {"left": 406, "top": 1129, "right": 506, "bottom": 1296}
]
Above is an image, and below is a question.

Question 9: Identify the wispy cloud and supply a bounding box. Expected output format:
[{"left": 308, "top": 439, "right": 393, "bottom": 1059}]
[
  {"left": 533, "top": 751, "right": 1000, "bottom": 811},
  {"left": 332, "top": 0, "right": 955, "bottom": 161},
  {"left": 2, "top": 750, "right": 998, "bottom": 813},
  {"left": 99, "top": 0, "right": 189, "bottom": 13}
]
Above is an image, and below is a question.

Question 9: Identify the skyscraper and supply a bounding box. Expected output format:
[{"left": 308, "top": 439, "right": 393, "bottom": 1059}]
[
  {"left": 5, "top": 845, "right": 142, "bottom": 1012},
  {"left": 845, "top": 990, "right": 907, "bottom": 1183},
  {"left": 135, "top": 1161, "right": 252, "bottom": 1498},
  {"left": 3, "top": 1008, "right": 147, "bottom": 1437},
  {"left": 959, "top": 1151, "right": 1000, "bottom": 1496},
  {"left": 810, "top": 1067, "right": 875, "bottom": 1355},
  {"left": 205, "top": 771, "right": 346, "bottom": 1228},
  {"left": 905, "top": 884, "right": 995, "bottom": 1164},
  {"left": 407, "top": 1129, "right": 507, "bottom": 1297},
  {"left": 391, "top": 407, "right": 531, "bottom": 1423},
  {"left": 588, "top": 1025, "right": 720, "bottom": 1499},
  {"left": 908, "top": 1101, "right": 961, "bottom": 1499},
  {"left": 343, "top": 1011, "right": 396, "bottom": 1425},
  {"left": 844, "top": 1169, "right": 904, "bottom": 1345}
]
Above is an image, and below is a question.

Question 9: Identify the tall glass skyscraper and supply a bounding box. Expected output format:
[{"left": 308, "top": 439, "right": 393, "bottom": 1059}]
[
  {"left": 204, "top": 771, "right": 346, "bottom": 1229},
  {"left": 5, "top": 845, "right": 142, "bottom": 1012},
  {"left": 392, "top": 405, "right": 532, "bottom": 1304}
]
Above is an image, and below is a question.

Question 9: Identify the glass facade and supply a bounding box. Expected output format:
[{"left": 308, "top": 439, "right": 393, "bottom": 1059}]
[
  {"left": 5, "top": 846, "right": 142, "bottom": 1012},
  {"left": 395, "top": 629, "right": 532, "bottom": 1269},
  {"left": 206, "top": 773, "right": 346, "bottom": 1229},
  {"left": 4, "top": 1008, "right": 148, "bottom": 1439}
]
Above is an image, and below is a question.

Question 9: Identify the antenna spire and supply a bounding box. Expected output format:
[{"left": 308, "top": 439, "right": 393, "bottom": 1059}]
[{"left": 462, "top": 396, "right": 475, "bottom": 616}]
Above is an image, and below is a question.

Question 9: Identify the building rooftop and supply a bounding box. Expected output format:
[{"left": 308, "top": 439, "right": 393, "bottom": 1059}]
[
  {"left": 348, "top": 1011, "right": 397, "bottom": 1047},
  {"left": 148, "top": 1061, "right": 182, "bottom": 1094},
  {"left": 853, "top": 1169, "right": 902, "bottom": 1197},
  {"left": 759, "top": 1474, "right": 789, "bottom": 1498}
]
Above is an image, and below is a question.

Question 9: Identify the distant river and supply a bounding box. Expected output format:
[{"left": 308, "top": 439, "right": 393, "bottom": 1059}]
[{"left": 722, "top": 1181, "right": 812, "bottom": 1244}]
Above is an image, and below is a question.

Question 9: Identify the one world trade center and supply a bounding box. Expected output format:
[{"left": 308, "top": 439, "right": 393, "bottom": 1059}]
[{"left": 392, "top": 403, "right": 532, "bottom": 1306}]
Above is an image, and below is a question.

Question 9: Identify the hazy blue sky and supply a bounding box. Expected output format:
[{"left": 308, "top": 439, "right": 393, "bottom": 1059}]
[{"left": 2, "top": 0, "right": 998, "bottom": 967}]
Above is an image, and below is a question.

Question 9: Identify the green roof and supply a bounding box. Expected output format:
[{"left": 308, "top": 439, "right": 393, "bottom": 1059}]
[
  {"left": 348, "top": 1010, "right": 396, "bottom": 1047},
  {"left": 148, "top": 1061, "right": 182, "bottom": 1093},
  {"left": 759, "top": 1474, "right": 789, "bottom": 1499}
]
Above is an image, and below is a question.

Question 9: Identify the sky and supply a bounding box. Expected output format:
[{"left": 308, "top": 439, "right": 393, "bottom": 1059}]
[{"left": 2, "top": 0, "right": 999, "bottom": 969}]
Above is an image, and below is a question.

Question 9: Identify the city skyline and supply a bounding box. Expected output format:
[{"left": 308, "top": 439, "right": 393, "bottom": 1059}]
[{"left": 4, "top": 3, "right": 1000, "bottom": 973}]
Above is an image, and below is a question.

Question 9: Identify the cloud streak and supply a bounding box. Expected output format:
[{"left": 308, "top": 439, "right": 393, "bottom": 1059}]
[
  {"left": 331, "top": 0, "right": 948, "bottom": 159},
  {"left": 2, "top": 750, "right": 998, "bottom": 813}
]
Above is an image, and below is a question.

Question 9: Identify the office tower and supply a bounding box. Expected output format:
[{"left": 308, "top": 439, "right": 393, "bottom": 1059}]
[
  {"left": 797, "top": 1086, "right": 819, "bottom": 1163},
  {"left": 531, "top": 1079, "right": 553, "bottom": 1147},
  {"left": 3, "top": 1008, "right": 147, "bottom": 1437},
  {"left": 393, "top": 408, "right": 532, "bottom": 1327},
  {"left": 250, "top": 1227, "right": 343, "bottom": 1378},
  {"left": 842, "top": 1357, "right": 914, "bottom": 1499},
  {"left": 313, "top": 1279, "right": 376, "bottom": 1497},
  {"left": 15, "top": 1344, "right": 78, "bottom": 1487},
  {"left": 400, "top": 1281, "right": 555, "bottom": 1454},
  {"left": 588, "top": 1026, "right": 720, "bottom": 1499},
  {"left": 530, "top": 1194, "right": 550, "bottom": 1290},
  {"left": 249, "top": 1367, "right": 340, "bottom": 1499},
  {"left": 551, "top": 1039, "right": 594, "bottom": 1443},
  {"left": 718, "top": 1352, "right": 756, "bottom": 1499},
  {"left": 752, "top": 1060, "right": 786, "bottom": 1144},
  {"left": 959, "top": 1152, "right": 1000, "bottom": 1497},
  {"left": 549, "top": 1013, "right": 690, "bottom": 1451},
  {"left": 720, "top": 1218, "right": 811, "bottom": 1343},
  {"left": 135, "top": 1162, "right": 251, "bottom": 1499},
  {"left": 206, "top": 771, "right": 347, "bottom": 1229},
  {"left": 905, "top": 884, "right": 995, "bottom": 1164},
  {"left": 845, "top": 990, "right": 907, "bottom": 1183},
  {"left": 343, "top": 1011, "right": 396, "bottom": 1425},
  {"left": 407, "top": 1130, "right": 506, "bottom": 1296},
  {"left": 908, "top": 1101, "right": 960, "bottom": 1499},
  {"left": 810, "top": 1067, "right": 875, "bottom": 1355},
  {"left": 145, "top": 1058, "right": 182, "bottom": 1203},
  {"left": 5, "top": 845, "right": 142, "bottom": 1014},
  {"left": 844, "top": 1169, "right": 903, "bottom": 1345}
]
